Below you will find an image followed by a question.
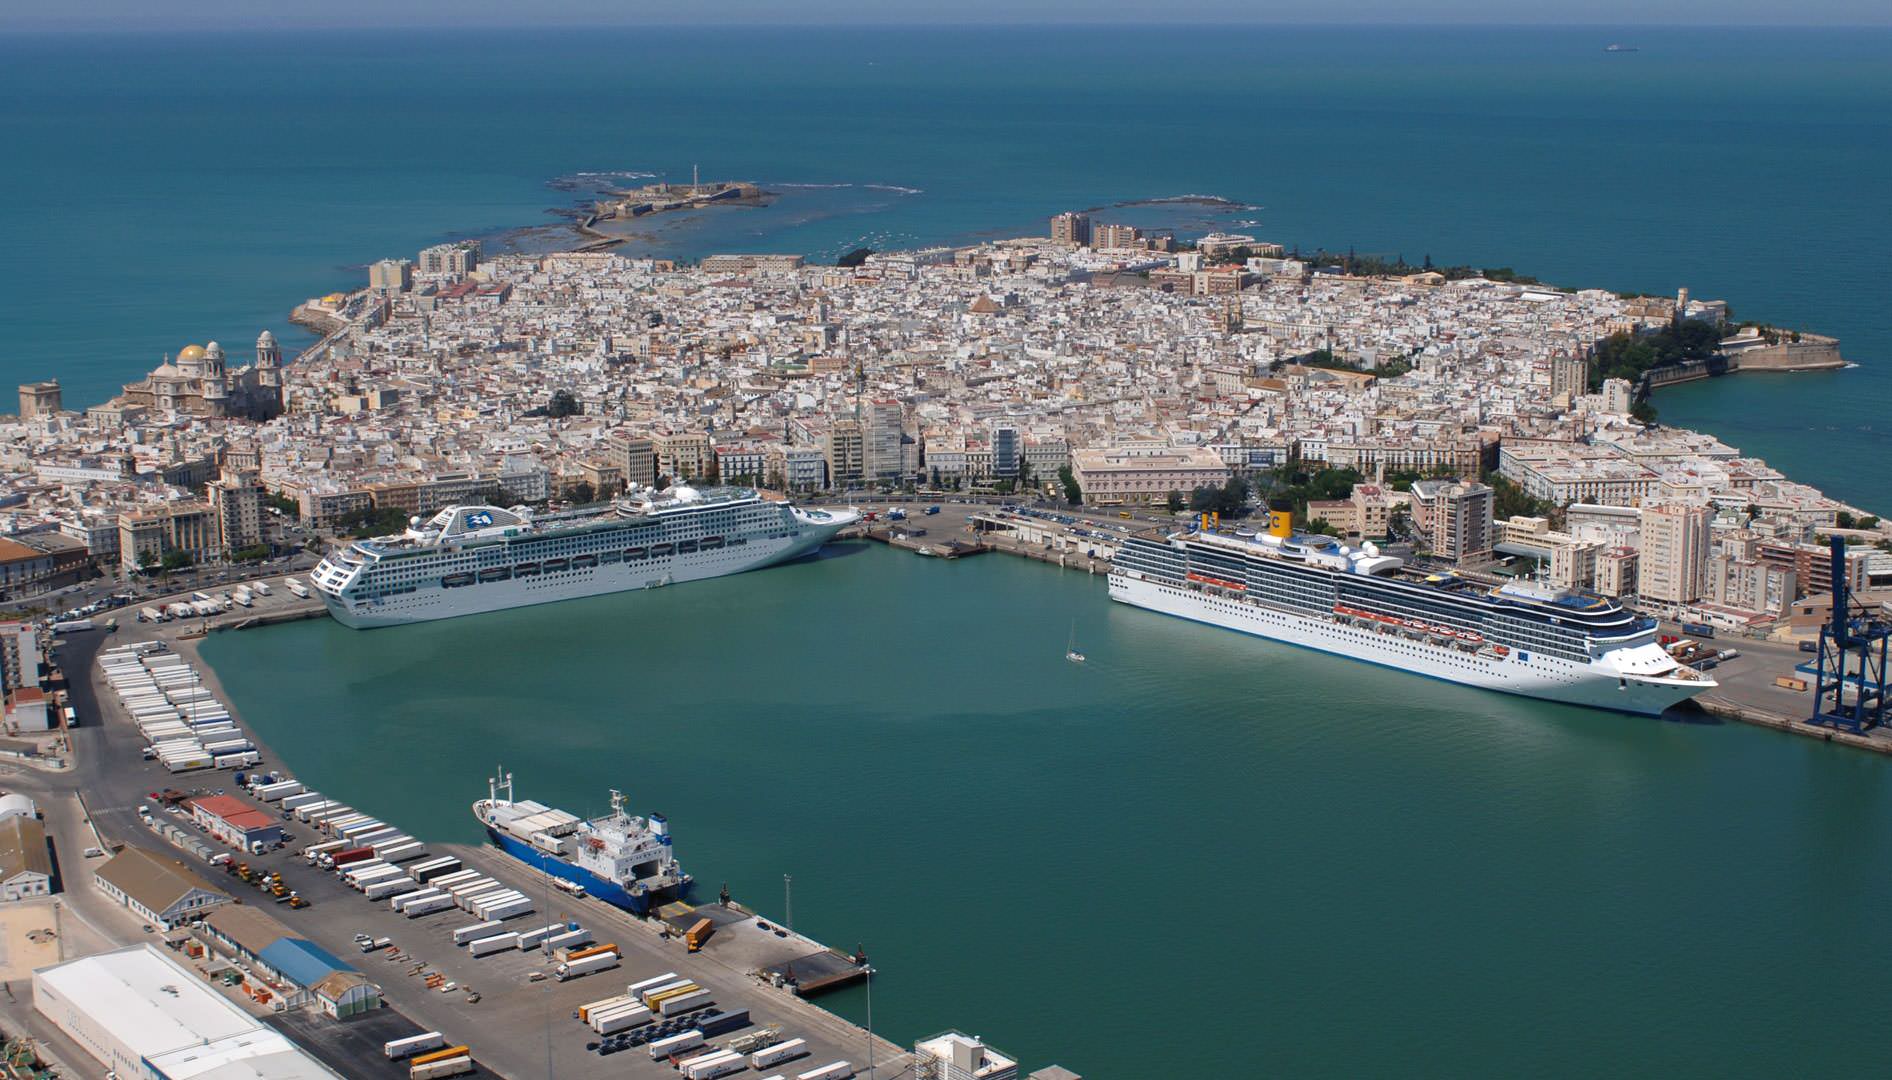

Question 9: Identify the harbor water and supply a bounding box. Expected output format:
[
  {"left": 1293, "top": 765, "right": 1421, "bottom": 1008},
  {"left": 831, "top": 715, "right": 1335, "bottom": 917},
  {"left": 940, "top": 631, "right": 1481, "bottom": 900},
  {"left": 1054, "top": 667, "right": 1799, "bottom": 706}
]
[{"left": 201, "top": 543, "right": 1892, "bottom": 1077}]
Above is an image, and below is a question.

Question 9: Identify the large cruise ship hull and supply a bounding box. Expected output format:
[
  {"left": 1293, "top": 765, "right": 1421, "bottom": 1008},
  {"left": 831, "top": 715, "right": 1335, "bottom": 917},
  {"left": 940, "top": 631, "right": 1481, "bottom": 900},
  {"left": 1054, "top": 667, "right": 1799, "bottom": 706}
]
[
  {"left": 483, "top": 828, "right": 684, "bottom": 916},
  {"left": 1110, "top": 574, "right": 1703, "bottom": 716},
  {"left": 323, "top": 522, "right": 844, "bottom": 628}
]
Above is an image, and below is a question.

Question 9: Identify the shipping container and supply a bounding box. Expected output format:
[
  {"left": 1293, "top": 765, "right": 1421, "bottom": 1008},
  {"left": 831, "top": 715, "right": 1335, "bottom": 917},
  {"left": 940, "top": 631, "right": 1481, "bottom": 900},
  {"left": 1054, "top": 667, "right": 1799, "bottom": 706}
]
[
  {"left": 427, "top": 869, "right": 481, "bottom": 890},
  {"left": 330, "top": 846, "right": 376, "bottom": 867},
  {"left": 654, "top": 988, "right": 713, "bottom": 1017},
  {"left": 681, "top": 1050, "right": 745, "bottom": 1080},
  {"left": 340, "top": 819, "right": 389, "bottom": 841},
  {"left": 638, "top": 979, "right": 694, "bottom": 1006},
  {"left": 1679, "top": 622, "right": 1716, "bottom": 639},
  {"left": 576, "top": 994, "right": 633, "bottom": 1024},
  {"left": 468, "top": 932, "right": 521, "bottom": 957},
  {"left": 254, "top": 780, "right": 304, "bottom": 802},
  {"left": 446, "top": 877, "right": 499, "bottom": 897},
  {"left": 281, "top": 793, "right": 325, "bottom": 812},
  {"left": 480, "top": 896, "right": 534, "bottom": 922},
  {"left": 515, "top": 923, "right": 566, "bottom": 950},
  {"left": 647, "top": 1031, "right": 704, "bottom": 1060},
  {"left": 390, "top": 888, "right": 444, "bottom": 912},
  {"left": 795, "top": 1063, "right": 855, "bottom": 1080},
  {"left": 458, "top": 887, "right": 512, "bottom": 912},
  {"left": 752, "top": 1039, "right": 809, "bottom": 1069},
  {"left": 365, "top": 878, "right": 420, "bottom": 902},
  {"left": 695, "top": 1010, "right": 752, "bottom": 1038},
  {"left": 627, "top": 972, "right": 682, "bottom": 997},
  {"left": 407, "top": 855, "right": 460, "bottom": 880},
  {"left": 409, "top": 1053, "right": 473, "bottom": 1079},
  {"left": 383, "top": 1032, "right": 445, "bottom": 1060},
  {"left": 213, "top": 751, "right": 262, "bottom": 770},
  {"left": 1776, "top": 676, "right": 1810, "bottom": 692},
  {"left": 545, "top": 928, "right": 593, "bottom": 955},
  {"left": 378, "top": 842, "right": 428, "bottom": 864},
  {"left": 403, "top": 894, "right": 457, "bottom": 918},
  {"left": 341, "top": 859, "right": 391, "bottom": 880},
  {"left": 452, "top": 920, "right": 505, "bottom": 946},
  {"left": 592, "top": 1003, "right": 652, "bottom": 1035}
]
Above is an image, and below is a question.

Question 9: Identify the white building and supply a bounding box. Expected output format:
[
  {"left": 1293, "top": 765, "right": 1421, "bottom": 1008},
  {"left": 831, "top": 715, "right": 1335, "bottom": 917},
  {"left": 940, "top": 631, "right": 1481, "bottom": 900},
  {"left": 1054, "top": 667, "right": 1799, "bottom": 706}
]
[
  {"left": 915, "top": 1031, "right": 1019, "bottom": 1080},
  {"left": 33, "top": 944, "right": 343, "bottom": 1079}
]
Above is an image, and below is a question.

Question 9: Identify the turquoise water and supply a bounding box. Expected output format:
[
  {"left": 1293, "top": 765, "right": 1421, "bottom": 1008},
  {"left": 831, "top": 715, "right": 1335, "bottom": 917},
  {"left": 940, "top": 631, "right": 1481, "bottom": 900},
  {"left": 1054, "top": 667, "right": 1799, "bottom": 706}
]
[
  {"left": 203, "top": 544, "right": 1892, "bottom": 1077},
  {"left": 4, "top": 25, "right": 1890, "bottom": 505}
]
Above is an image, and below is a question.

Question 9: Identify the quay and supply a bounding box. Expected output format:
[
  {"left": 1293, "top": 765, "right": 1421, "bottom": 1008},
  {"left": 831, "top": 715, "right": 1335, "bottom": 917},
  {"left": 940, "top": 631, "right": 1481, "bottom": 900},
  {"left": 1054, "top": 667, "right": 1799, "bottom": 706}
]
[{"left": 31, "top": 609, "right": 916, "bottom": 1080}]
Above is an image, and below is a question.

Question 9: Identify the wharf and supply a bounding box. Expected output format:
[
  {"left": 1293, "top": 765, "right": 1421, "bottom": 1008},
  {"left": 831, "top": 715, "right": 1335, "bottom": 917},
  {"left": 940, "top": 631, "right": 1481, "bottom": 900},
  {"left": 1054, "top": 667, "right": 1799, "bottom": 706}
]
[
  {"left": 861, "top": 525, "right": 987, "bottom": 559},
  {"left": 57, "top": 613, "right": 908, "bottom": 1080}
]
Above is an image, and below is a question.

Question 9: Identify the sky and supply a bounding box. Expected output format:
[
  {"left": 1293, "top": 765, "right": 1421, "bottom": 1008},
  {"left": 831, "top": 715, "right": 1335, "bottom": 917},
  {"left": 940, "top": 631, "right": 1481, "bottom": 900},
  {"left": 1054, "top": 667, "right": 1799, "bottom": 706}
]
[{"left": 4, "top": 0, "right": 1889, "bottom": 30}]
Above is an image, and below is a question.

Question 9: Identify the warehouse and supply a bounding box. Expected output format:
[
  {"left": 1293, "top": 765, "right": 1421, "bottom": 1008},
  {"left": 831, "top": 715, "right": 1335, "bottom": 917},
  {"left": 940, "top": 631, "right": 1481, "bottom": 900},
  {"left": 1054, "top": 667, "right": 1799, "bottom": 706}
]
[
  {"left": 33, "top": 943, "right": 342, "bottom": 1079},
  {"left": 188, "top": 794, "right": 284, "bottom": 853},
  {"left": 94, "top": 846, "right": 229, "bottom": 928},
  {"left": 0, "top": 815, "right": 51, "bottom": 901},
  {"left": 194, "top": 907, "right": 381, "bottom": 1019}
]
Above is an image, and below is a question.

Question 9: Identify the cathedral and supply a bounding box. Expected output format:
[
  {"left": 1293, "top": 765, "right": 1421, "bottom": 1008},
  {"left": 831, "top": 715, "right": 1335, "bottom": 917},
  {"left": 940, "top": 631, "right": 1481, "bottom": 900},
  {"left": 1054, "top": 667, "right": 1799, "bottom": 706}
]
[{"left": 115, "top": 330, "right": 285, "bottom": 421}]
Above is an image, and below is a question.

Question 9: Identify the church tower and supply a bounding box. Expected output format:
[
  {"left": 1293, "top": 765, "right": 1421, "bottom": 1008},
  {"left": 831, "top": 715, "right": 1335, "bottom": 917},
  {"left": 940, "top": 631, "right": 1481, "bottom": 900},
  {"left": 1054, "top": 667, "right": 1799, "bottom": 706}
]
[
  {"left": 256, "top": 329, "right": 282, "bottom": 388},
  {"left": 202, "top": 341, "right": 229, "bottom": 413}
]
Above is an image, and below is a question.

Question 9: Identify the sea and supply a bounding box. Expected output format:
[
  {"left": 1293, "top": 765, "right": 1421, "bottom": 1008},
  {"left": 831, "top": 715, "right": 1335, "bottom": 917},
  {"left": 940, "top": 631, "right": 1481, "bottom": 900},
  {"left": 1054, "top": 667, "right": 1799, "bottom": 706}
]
[{"left": 14, "top": 23, "right": 1892, "bottom": 1076}]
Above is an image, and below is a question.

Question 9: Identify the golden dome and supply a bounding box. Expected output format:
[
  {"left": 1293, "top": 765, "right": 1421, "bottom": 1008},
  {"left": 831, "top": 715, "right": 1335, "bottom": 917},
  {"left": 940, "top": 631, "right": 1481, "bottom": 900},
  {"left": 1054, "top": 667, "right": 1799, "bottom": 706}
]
[{"left": 177, "top": 344, "right": 207, "bottom": 363}]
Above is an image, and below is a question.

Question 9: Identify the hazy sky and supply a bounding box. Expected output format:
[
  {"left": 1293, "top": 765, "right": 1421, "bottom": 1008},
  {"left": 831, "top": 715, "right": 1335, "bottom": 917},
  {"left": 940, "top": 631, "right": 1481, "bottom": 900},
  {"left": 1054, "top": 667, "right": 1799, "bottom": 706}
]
[{"left": 5, "top": 0, "right": 1889, "bottom": 30}]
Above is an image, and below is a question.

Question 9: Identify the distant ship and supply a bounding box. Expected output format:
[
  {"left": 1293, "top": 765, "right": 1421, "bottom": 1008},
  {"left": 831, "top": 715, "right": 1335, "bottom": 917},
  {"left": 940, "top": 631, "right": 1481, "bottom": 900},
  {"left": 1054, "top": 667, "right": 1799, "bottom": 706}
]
[
  {"left": 1604, "top": 43, "right": 1640, "bottom": 52},
  {"left": 312, "top": 485, "right": 858, "bottom": 628},
  {"left": 474, "top": 767, "right": 690, "bottom": 916},
  {"left": 1110, "top": 508, "right": 1714, "bottom": 716}
]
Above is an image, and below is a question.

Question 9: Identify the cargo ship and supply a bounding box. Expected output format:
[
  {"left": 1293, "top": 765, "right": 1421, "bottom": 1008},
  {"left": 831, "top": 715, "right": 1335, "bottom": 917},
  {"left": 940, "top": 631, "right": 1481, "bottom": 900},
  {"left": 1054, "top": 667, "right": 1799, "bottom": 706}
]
[
  {"left": 1110, "top": 506, "right": 1714, "bottom": 716},
  {"left": 473, "top": 767, "right": 690, "bottom": 916},
  {"left": 312, "top": 485, "right": 858, "bottom": 628}
]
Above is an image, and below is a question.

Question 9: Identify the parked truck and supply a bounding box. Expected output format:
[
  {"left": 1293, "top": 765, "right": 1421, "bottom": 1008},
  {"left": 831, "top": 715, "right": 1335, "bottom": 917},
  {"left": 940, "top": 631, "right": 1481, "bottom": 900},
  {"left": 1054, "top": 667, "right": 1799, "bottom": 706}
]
[
  {"left": 685, "top": 916, "right": 715, "bottom": 952},
  {"left": 554, "top": 950, "right": 621, "bottom": 981},
  {"left": 407, "top": 1046, "right": 473, "bottom": 1080}
]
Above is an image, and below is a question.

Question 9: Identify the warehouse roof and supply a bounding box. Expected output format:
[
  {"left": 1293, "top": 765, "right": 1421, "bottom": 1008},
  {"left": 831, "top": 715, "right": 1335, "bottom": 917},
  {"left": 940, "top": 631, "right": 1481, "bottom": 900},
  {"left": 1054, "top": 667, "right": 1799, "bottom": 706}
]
[
  {"left": 34, "top": 945, "right": 341, "bottom": 1079},
  {"left": 94, "top": 845, "right": 228, "bottom": 913},
  {"left": 257, "top": 938, "right": 353, "bottom": 990},
  {"left": 0, "top": 815, "right": 50, "bottom": 882}
]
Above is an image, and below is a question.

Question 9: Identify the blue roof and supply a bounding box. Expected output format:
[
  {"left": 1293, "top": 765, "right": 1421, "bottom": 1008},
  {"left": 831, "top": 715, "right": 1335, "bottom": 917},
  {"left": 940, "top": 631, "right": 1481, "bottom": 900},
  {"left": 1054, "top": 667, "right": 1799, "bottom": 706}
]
[{"left": 258, "top": 938, "right": 355, "bottom": 987}]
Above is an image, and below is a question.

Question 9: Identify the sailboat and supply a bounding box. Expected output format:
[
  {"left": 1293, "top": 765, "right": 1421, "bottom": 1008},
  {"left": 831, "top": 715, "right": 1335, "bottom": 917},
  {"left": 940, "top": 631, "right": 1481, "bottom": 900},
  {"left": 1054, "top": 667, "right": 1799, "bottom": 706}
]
[{"left": 1066, "top": 621, "right": 1086, "bottom": 664}]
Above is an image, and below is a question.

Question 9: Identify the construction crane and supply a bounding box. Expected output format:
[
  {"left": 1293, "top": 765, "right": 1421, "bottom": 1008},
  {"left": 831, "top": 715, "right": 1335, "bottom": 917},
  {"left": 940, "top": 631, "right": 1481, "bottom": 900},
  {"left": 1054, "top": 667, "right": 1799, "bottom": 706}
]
[{"left": 1807, "top": 535, "right": 1889, "bottom": 733}]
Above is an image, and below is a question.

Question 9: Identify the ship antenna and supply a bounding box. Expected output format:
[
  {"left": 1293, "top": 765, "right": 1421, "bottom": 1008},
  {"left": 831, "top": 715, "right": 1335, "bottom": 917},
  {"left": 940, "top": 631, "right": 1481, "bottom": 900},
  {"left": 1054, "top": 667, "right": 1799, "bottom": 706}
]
[{"left": 610, "top": 788, "right": 624, "bottom": 820}]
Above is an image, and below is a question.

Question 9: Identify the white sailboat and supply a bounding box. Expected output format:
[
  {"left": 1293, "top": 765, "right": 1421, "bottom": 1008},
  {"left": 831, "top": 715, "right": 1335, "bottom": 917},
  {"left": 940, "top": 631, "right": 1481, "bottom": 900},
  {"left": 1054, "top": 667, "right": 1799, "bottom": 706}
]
[{"left": 1066, "top": 621, "right": 1086, "bottom": 664}]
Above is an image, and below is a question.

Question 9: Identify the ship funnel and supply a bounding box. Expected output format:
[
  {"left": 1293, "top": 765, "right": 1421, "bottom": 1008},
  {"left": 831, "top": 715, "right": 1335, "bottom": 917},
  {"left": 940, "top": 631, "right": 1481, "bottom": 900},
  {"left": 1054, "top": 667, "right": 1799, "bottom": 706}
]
[
  {"left": 1266, "top": 498, "right": 1293, "bottom": 539},
  {"left": 650, "top": 812, "right": 669, "bottom": 839}
]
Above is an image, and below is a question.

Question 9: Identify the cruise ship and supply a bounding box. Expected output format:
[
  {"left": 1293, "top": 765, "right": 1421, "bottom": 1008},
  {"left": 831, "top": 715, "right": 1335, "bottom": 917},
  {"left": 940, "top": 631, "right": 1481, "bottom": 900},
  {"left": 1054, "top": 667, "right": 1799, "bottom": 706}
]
[
  {"left": 473, "top": 767, "right": 690, "bottom": 916},
  {"left": 1110, "top": 507, "right": 1714, "bottom": 715},
  {"left": 311, "top": 485, "right": 858, "bottom": 628}
]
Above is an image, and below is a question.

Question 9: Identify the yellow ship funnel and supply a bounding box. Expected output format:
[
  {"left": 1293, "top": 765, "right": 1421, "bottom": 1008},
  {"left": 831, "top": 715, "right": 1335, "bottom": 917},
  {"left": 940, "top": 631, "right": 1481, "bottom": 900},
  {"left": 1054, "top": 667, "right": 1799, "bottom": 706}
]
[{"left": 1265, "top": 499, "right": 1293, "bottom": 539}]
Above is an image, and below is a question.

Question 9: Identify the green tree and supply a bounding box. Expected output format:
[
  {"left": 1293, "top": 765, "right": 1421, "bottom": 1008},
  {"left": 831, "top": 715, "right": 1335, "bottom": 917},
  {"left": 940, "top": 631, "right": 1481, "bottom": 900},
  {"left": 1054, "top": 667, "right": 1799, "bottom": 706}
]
[
  {"left": 228, "top": 544, "right": 269, "bottom": 562},
  {"left": 1057, "top": 465, "right": 1083, "bottom": 505},
  {"left": 1189, "top": 477, "right": 1252, "bottom": 518},
  {"left": 542, "top": 389, "right": 582, "bottom": 418},
  {"left": 136, "top": 549, "right": 159, "bottom": 575},
  {"left": 835, "top": 247, "right": 874, "bottom": 268},
  {"left": 160, "top": 549, "right": 194, "bottom": 572},
  {"left": 1305, "top": 517, "right": 1339, "bottom": 536},
  {"left": 1166, "top": 489, "right": 1185, "bottom": 513},
  {"left": 568, "top": 481, "right": 596, "bottom": 505}
]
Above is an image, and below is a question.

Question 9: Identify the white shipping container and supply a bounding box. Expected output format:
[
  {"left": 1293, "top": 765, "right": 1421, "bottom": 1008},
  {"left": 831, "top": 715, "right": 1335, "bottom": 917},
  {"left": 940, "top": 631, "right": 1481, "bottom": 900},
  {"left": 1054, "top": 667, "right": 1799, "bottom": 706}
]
[
  {"left": 452, "top": 920, "right": 504, "bottom": 945},
  {"left": 515, "top": 922, "right": 566, "bottom": 950},
  {"left": 637, "top": 979, "right": 693, "bottom": 1006},
  {"left": 684, "top": 1051, "right": 746, "bottom": 1080},
  {"left": 365, "top": 878, "right": 417, "bottom": 902},
  {"left": 383, "top": 1032, "right": 445, "bottom": 1060},
  {"left": 592, "top": 1004, "right": 651, "bottom": 1035},
  {"left": 544, "top": 928, "right": 592, "bottom": 953},
  {"left": 281, "top": 793, "right": 324, "bottom": 811},
  {"left": 480, "top": 896, "right": 534, "bottom": 922},
  {"left": 795, "top": 1063, "right": 855, "bottom": 1080},
  {"left": 468, "top": 932, "right": 521, "bottom": 957},
  {"left": 751, "top": 1039, "right": 809, "bottom": 1069},
  {"left": 648, "top": 1031, "right": 704, "bottom": 1060},
  {"left": 428, "top": 869, "right": 481, "bottom": 889},
  {"left": 627, "top": 972, "right": 682, "bottom": 997},
  {"left": 378, "top": 842, "right": 428, "bottom": 863},
  {"left": 403, "top": 895, "right": 456, "bottom": 918},
  {"left": 390, "top": 888, "right": 443, "bottom": 912}
]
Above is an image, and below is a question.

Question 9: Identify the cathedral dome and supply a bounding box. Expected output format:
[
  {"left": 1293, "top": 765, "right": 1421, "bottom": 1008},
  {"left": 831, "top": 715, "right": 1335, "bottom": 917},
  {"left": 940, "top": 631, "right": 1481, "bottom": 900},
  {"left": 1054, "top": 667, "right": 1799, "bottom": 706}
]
[
  {"left": 177, "top": 344, "right": 207, "bottom": 364},
  {"left": 257, "top": 329, "right": 276, "bottom": 345},
  {"left": 205, "top": 341, "right": 224, "bottom": 358}
]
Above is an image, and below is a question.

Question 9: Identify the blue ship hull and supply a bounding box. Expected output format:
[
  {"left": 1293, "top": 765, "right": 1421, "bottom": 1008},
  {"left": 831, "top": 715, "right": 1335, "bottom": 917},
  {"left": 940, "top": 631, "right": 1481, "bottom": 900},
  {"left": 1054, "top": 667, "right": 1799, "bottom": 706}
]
[{"left": 485, "top": 828, "right": 684, "bottom": 916}]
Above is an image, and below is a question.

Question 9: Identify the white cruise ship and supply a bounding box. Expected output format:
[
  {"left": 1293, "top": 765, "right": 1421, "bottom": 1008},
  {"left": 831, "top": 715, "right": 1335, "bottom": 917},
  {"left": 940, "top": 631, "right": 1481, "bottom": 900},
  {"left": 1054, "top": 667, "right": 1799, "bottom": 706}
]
[
  {"left": 1110, "top": 509, "right": 1713, "bottom": 716},
  {"left": 312, "top": 486, "right": 858, "bottom": 628}
]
